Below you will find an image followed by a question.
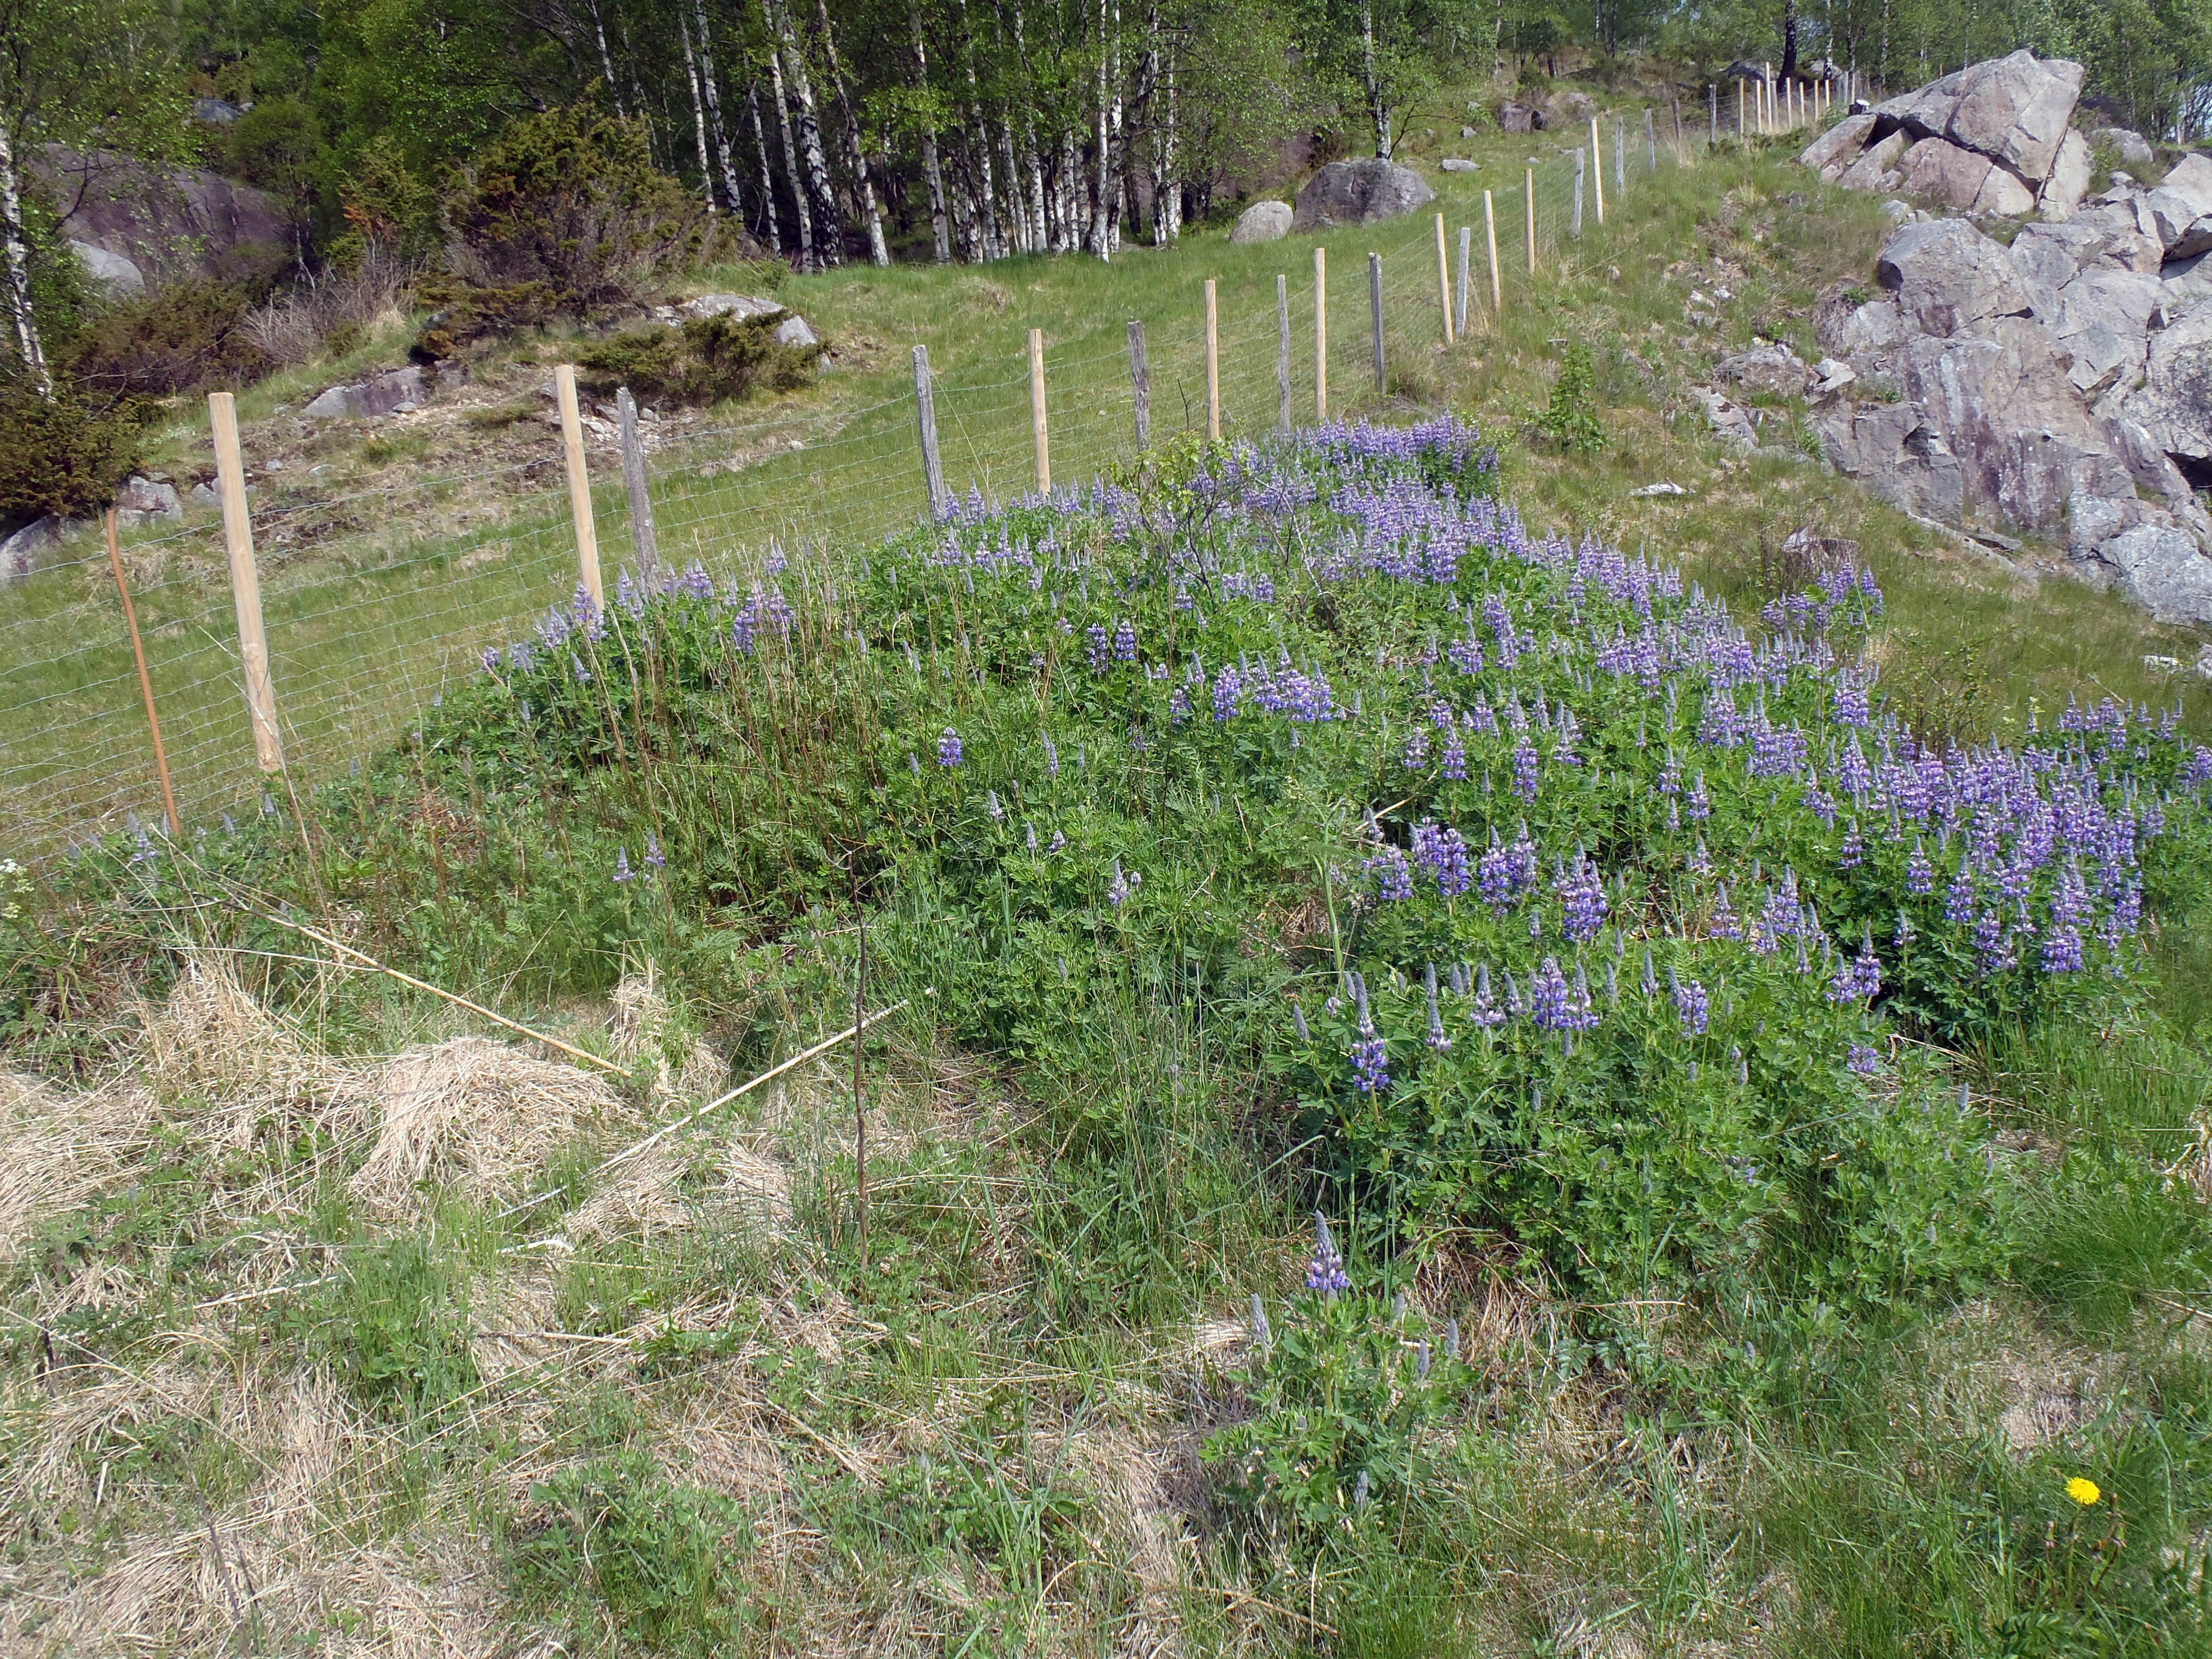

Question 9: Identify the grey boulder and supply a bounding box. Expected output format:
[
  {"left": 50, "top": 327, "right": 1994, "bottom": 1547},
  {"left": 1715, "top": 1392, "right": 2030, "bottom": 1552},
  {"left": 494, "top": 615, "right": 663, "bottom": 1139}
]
[
  {"left": 303, "top": 365, "right": 429, "bottom": 420},
  {"left": 1943, "top": 49, "right": 2083, "bottom": 182},
  {"left": 2105, "top": 523, "right": 2212, "bottom": 623},
  {"left": 115, "top": 476, "right": 183, "bottom": 527},
  {"left": 1876, "top": 218, "right": 2032, "bottom": 337},
  {"left": 1802, "top": 112, "right": 1878, "bottom": 181},
  {"left": 1230, "top": 200, "right": 1293, "bottom": 243},
  {"left": 1291, "top": 159, "right": 1435, "bottom": 232},
  {"left": 1716, "top": 340, "right": 1812, "bottom": 397},
  {"left": 0, "top": 516, "right": 66, "bottom": 584},
  {"left": 1439, "top": 158, "right": 1480, "bottom": 173},
  {"left": 1500, "top": 100, "right": 1542, "bottom": 133},
  {"left": 682, "top": 292, "right": 819, "bottom": 346},
  {"left": 2092, "top": 127, "right": 2155, "bottom": 166},
  {"left": 2117, "top": 298, "right": 2212, "bottom": 474}
]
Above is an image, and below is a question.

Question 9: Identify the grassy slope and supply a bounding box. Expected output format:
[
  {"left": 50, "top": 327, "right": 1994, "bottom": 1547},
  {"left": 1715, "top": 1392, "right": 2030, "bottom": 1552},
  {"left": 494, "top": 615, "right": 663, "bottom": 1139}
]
[
  {"left": 2, "top": 87, "right": 2203, "bottom": 859},
  {"left": 4, "top": 76, "right": 2212, "bottom": 1659}
]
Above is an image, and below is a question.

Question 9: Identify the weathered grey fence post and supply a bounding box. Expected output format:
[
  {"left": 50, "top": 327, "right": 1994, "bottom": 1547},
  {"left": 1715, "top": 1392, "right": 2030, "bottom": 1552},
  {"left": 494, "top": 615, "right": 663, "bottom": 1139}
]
[
  {"left": 1128, "top": 319, "right": 1150, "bottom": 447},
  {"left": 209, "top": 390, "right": 284, "bottom": 773},
  {"left": 1368, "top": 253, "right": 1385, "bottom": 395},
  {"left": 912, "top": 345, "right": 948, "bottom": 515},
  {"left": 1573, "top": 149, "right": 1585, "bottom": 237},
  {"left": 1276, "top": 275, "right": 1291, "bottom": 434},
  {"left": 615, "top": 387, "right": 658, "bottom": 576},
  {"left": 1646, "top": 108, "right": 1656, "bottom": 171},
  {"left": 1455, "top": 224, "right": 1471, "bottom": 336}
]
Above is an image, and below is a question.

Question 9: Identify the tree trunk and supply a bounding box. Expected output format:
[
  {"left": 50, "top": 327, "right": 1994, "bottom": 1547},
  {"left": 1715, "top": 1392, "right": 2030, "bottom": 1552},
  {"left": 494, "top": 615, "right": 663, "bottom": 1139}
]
[
  {"left": 909, "top": 10, "right": 952, "bottom": 262},
  {"left": 758, "top": 2, "right": 817, "bottom": 268},
  {"left": 1154, "top": 42, "right": 1179, "bottom": 243},
  {"left": 954, "top": 0, "right": 1003, "bottom": 258},
  {"left": 1363, "top": 0, "right": 1391, "bottom": 157},
  {"left": 1089, "top": 0, "right": 1111, "bottom": 256},
  {"left": 1107, "top": 0, "right": 1124, "bottom": 251},
  {"left": 679, "top": 14, "right": 720, "bottom": 214},
  {"left": 1009, "top": 3, "right": 1048, "bottom": 257},
  {"left": 0, "top": 127, "right": 50, "bottom": 396},
  {"left": 1780, "top": 0, "right": 1799, "bottom": 84},
  {"left": 589, "top": 0, "right": 627, "bottom": 117},
  {"left": 692, "top": 0, "right": 750, "bottom": 223},
  {"left": 771, "top": 0, "right": 843, "bottom": 265},
  {"left": 816, "top": 0, "right": 888, "bottom": 264},
  {"left": 746, "top": 78, "right": 783, "bottom": 254}
]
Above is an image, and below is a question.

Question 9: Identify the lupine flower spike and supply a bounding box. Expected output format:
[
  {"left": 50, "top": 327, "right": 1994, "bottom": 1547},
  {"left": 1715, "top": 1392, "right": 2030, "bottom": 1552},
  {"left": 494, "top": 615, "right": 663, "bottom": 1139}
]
[{"left": 1307, "top": 1212, "right": 1351, "bottom": 1296}]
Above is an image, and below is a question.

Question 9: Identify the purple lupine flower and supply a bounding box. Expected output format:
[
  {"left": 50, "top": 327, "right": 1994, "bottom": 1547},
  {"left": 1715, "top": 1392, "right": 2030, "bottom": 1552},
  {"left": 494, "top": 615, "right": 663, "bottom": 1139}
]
[
  {"left": 2041, "top": 926, "right": 2085, "bottom": 973},
  {"left": 1442, "top": 727, "right": 1468, "bottom": 780},
  {"left": 1308, "top": 1212, "right": 1352, "bottom": 1295},
  {"left": 1471, "top": 963, "right": 1505, "bottom": 1027},
  {"left": 1212, "top": 668, "right": 1242, "bottom": 722},
  {"left": 1424, "top": 963, "right": 1452, "bottom": 1052},
  {"left": 1711, "top": 885, "right": 1743, "bottom": 939},
  {"left": 1687, "top": 774, "right": 1711, "bottom": 821},
  {"left": 1512, "top": 738, "right": 1540, "bottom": 802},
  {"left": 1043, "top": 736, "right": 1060, "bottom": 778},
  {"left": 986, "top": 789, "right": 1005, "bottom": 822},
  {"left": 481, "top": 646, "right": 501, "bottom": 672},
  {"left": 644, "top": 832, "right": 666, "bottom": 871},
  {"left": 1847, "top": 1044, "right": 1880, "bottom": 1076},
  {"left": 1555, "top": 851, "right": 1608, "bottom": 943},
  {"left": 1529, "top": 956, "right": 1598, "bottom": 1032},
  {"left": 938, "top": 728, "right": 963, "bottom": 768},
  {"left": 1108, "top": 858, "right": 1138, "bottom": 907},
  {"left": 1367, "top": 847, "right": 1414, "bottom": 903},
  {"left": 1907, "top": 838, "right": 1935, "bottom": 896},
  {"left": 1113, "top": 617, "right": 1137, "bottom": 662},
  {"left": 1413, "top": 822, "right": 1472, "bottom": 899},
  {"left": 1086, "top": 623, "right": 1110, "bottom": 673},
  {"left": 1048, "top": 828, "right": 1067, "bottom": 854},
  {"left": 1669, "top": 967, "right": 1709, "bottom": 1036},
  {"left": 1403, "top": 728, "right": 1431, "bottom": 770},
  {"left": 1839, "top": 823, "right": 1864, "bottom": 870},
  {"left": 1349, "top": 975, "right": 1389, "bottom": 1094},
  {"left": 1169, "top": 686, "right": 1192, "bottom": 722},
  {"left": 613, "top": 847, "right": 635, "bottom": 883},
  {"left": 1026, "top": 821, "right": 1039, "bottom": 853}
]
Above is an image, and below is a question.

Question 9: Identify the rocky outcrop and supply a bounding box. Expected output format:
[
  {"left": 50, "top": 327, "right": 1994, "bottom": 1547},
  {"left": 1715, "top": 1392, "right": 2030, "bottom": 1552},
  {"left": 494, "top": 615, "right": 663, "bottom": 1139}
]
[
  {"left": 663, "top": 293, "right": 820, "bottom": 347},
  {"left": 1292, "top": 159, "right": 1434, "bottom": 231},
  {"left": 303, "top": 366, "right": 432, "bottom": 421},
  {"left": 1230, "top": 200, "right": 1292, "bottom": 243},
  {"left": 115, "top": 477, "right": 183, "bottom": 528},
  {"left": 1809, "top": 210, "right": 2212, "bottom": 622},
  {"left": 0, "top": 517, "right": 66, "bottom": 584},
  {"left": 1802, "top": 51, "right": 2087, "bottom": 218},
  {"left": 31, "top": 145, "right": 295, "bottom": 294}
]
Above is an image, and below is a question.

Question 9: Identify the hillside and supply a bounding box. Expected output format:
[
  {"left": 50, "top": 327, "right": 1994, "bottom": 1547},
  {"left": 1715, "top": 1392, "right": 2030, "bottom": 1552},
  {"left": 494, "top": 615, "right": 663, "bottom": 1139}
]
[{"left": 5, "top": 62, "right": 2212, "bottom": 1659}]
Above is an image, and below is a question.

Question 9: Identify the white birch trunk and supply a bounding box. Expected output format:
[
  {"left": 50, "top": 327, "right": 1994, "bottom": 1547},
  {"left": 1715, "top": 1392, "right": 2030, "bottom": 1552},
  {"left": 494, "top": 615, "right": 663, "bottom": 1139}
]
[
  {"left": 0, "top": 127, "right": 48, "bottom": 395},
  {"left": 912, "top": 9, "right": 953, "bottom": 263},
  {"left": 589, "top": 0, "right": 627, "bottom": 118},
  {"left": 691, "top": 0, "right": 750, "bottom": 223},
  {"left": 758, "top": 4, "right": 817, "bottom": 268},
  {"left": 1363, "top": 0, "right": 1391, "bottom": 157},
  {"left": 1089, "top": 0, "right": 1111, "bottom": 256},
  {"left": 1108, "top": 0, "right": 1124, "bottom": 251},
  {"left": 816, "top": 0, "right": 888, "bottom": 264},
  {"left": 954, "top": 0, "right": 1002, "bottom": 259},
  {"left": 746, "top": 78, "right": 783, "bottom": 254},
  {"left": 771, "top": 0, "right": 843, "bottom": 265},
  {"left": 1010, "top": 4, "right": 1048, "bottom": 256},
  {"left": 679, "top": 14, "right": 719, "bottom": 214}
]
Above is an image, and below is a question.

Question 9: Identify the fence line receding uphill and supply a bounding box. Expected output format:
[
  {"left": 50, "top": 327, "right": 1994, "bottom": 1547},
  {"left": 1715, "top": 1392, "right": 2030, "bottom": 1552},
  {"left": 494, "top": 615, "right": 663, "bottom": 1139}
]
[{"left": 0, "top": 96, "right": 1835, "bottom": 865}]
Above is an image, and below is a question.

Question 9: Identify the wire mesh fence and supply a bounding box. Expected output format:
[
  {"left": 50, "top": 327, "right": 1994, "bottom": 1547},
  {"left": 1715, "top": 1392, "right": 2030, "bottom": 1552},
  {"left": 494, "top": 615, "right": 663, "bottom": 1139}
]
[{"left": 0, "top": 111, "right": 1744, "bottom": 864}]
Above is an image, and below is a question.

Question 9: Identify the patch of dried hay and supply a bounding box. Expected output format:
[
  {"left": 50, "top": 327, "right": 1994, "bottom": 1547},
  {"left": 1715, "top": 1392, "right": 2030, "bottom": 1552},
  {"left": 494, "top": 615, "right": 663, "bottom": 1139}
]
[
  {"left": 136, "top": 954, "right": 355, "bottom": 1144},
  {"left": 0, "top": 1073, "right": 155, "bottom": 1264},
  {"left": 606, "top": 967, "right": 726, "bottom": 1102},
  {"left": 2, "top": 1361, "right": 218, "bottom": 1538},
  {"left": 566, "top": 1145, "right": 692, "bottom": 1244},
  {"left": 350, "top": 1037, "right": 629, "bottom": 1216}
]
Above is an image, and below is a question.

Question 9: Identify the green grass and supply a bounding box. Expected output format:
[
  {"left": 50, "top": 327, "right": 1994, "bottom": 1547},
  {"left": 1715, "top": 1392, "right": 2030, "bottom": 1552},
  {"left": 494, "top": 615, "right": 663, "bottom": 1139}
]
[{"left": 5, "top": 76, "right": 2212, "bottom": 1659}]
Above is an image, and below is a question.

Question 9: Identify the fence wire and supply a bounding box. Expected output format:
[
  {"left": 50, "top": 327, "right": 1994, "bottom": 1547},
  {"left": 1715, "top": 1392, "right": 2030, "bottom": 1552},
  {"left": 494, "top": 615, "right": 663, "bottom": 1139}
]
[{"left": 1, "top": 111, "right": 1749, "bottom": 863}]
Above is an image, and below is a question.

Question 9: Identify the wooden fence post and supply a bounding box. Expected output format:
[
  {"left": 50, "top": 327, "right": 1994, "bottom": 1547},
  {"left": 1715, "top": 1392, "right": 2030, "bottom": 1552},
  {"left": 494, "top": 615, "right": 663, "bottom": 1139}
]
[
  {"left": 1204, "top": 278, "right": 1221, "bottom": 443},
  {"left": 1433, "top": 213, "right": 1453, "bottom": 345},
  {"left": 1368, "top": 252, "right": 1385, "bottom": 396},
  {"left": 1314, "top": 248, "right": 1328, "bottom": 422},
  {"left": 552, "top": 364, "right": 604, "bottom": 610},
  {"left": 1646, "top": 108, "right": 1656, "bottom": 171},
  {"left": 1591, "top": 119, "right": 1604, "bottom": 223},
  {"left": 208, "top": 391, "right": 284, "bottom": 774},
  {"left": 1573, "top": 149, "right": 1585, "bottom": 237},
  {"left": 1028, "top": 328, "right": 1050, "bottom": 495},
  {"left": 1525, "top": 168, "right": 1536, "bottom": 272},
  {"left": 1455, "top": 224, "right": 1471, "bottom": 336},
  {"left": 1276, "top": 274, "right": 1291, "bottom": 434},
  {"left": 1737, "top": 79, "right": 1745, "bottom": 139},
  {"left": 1712, "top": 84, "right": 1719, "bottom": 147},
  {"left": 913, "top": 345, "right": 949, "bottom": 514},
  {"left": 1484, "top": 190, "right": 1501, "bottom": 316},
  {"left": 1614, "top": 117, "right": 1624, "bottom": 194},
  {"left": 105, "top": 510, "right": 181, "bottom": 838},
  {"left": 1128, "top": 320, "right": 1150, "bottom": 448},
  {"left": 615, "top": 387, "right": 658, "bottom": 576}
]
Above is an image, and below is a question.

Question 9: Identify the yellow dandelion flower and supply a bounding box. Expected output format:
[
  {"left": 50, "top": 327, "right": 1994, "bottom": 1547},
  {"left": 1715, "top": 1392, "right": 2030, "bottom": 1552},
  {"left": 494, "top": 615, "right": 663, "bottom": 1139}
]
[{"left": 2066, "top": 1477, "right": 2102, "bottom": 1507}]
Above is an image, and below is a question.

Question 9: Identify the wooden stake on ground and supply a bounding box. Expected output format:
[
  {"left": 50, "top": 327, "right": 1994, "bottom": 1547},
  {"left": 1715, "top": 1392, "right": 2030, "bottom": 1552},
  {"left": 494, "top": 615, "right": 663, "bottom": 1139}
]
[
  {"left": 1204, "top": 278, "right": 1221, "bottom": 442},
  {"left": 1028, "top": 327, "right": 1050, "bottom": 494},
  {"left": 1591, "top": 118, "right": 1604, "bottom": 222},
  {"left": 1276, "top": 274, "right": 1291, "bottom": 434},
  {"left": 1525, "top": 168, "right": 1536, "bottom": 272},
  {"left": 614, "top": 386, "right": 658, "bottom": 575},
  {"left": 1484, "top": 189, "right": 1502, "bottom": 316},
  {"left": 1314, "top": 247, "right": 1328, "bottom": 421},
  {"left": 1456, "top": 224, "right": 1471, "bottom": 336},
  {"left": 207, "top": 391, "right": 283, "bottom": 773},
  {"left": 1128, "top": 320, "right": 1150, "bottom": 448},
  {"left": 913, "top": 344, "right": 949, "bottom": 513},
  {"left": 552, "top": 365, "right": 604, "bottom": 611},
  {"left": 1368, "top": 252, "right": 1385, "bottom": 395},
  {"left": 1433, "top": 213, "right": 1453, "bottom": 344},
  {"left": 105, "top": 510, "right": 181, "bottom": 839},
  {"left": 854, "top": 911, "right": 868, "bottom": 1271}
]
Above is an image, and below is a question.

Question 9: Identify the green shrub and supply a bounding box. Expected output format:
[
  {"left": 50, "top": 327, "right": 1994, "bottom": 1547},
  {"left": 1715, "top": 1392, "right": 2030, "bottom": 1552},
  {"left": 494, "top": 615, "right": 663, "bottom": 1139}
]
[
  {"left": 511, "top": 1451, "right": 752, "bottom": 1654},
  {"left": 0, "top": 375, "right": 145, "bottom": 521},
  {"left": 440, "top": 104, "right": 704, "bottom": 312},
  {"left": 66, "top": 275, "right": 275, "bottom": 396},
  {"left": 1536, "top": 339, "right": 1606, "bottom": 453},
  {"left": 575, "top": 311, "right": 824, "bottom": 407}
]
